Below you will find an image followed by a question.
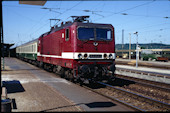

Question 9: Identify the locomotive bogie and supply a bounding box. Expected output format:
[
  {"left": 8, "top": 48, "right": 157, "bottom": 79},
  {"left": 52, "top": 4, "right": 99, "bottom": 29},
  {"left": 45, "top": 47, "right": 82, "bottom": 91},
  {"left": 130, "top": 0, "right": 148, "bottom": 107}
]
[{"left": 75, "top": 59, "right": 116, "bottom": 84}]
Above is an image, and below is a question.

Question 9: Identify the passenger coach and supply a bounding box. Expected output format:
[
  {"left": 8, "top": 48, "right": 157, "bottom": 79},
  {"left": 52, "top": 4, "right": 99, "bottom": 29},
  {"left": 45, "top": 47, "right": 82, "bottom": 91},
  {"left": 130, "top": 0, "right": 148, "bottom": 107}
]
[{"left": 16, "top": 39, "right": 38, "bottom": 64}]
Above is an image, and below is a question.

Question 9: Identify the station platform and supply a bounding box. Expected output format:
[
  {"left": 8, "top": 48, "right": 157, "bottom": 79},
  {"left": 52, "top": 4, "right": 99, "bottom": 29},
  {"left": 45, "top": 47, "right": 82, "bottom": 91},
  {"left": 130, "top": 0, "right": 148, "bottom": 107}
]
[
  {"left": 115, "top": 58, "right": 170, "bottom": 69},
  {"left": 116, "top": 64, "right": 170, "bottom": 75},
  {"left": 1, "top": 58, "right": 133, "bottom": 112},
  {"left": 1, "top": 59, "right": 83, "bottom": 112},
  {"left": 115, "top": 59, "right": 170, "bottom": 84}
]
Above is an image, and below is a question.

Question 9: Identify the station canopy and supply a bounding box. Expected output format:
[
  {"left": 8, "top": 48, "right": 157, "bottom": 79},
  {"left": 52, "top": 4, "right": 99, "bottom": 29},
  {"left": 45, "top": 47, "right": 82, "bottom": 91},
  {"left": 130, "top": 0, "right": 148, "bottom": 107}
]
[{"left": 19, "top": 0, "right": 46, "bottom": 6}]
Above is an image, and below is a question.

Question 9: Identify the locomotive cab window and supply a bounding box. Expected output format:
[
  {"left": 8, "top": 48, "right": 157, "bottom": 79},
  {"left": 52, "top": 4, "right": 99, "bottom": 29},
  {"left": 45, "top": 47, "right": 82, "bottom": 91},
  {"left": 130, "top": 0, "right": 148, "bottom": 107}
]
[
  {"left": 78, "top": 27, "right": 94, "bottom": 40},
  {"left": 78, "top": 27, "right": 112, "bottom": 41},
  {"left": 65, "top": 28, "right": 69, "bottom": 41},
  {"left": 96, "top": 28, "right": 112, "bottom": 41}
]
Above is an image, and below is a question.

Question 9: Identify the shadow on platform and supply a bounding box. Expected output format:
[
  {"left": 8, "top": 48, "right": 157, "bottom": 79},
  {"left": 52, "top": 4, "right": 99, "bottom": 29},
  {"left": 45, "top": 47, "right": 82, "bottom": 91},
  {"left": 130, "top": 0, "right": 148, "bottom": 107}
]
[
  {"left": 40, "top": 101, "right": 116, "bottom": 112},
  {"left": 85, "top": 102, "right": 116, "bottom": 108},
  {"left": 2, "top": 80, "right": 25, "bottom": 94}
]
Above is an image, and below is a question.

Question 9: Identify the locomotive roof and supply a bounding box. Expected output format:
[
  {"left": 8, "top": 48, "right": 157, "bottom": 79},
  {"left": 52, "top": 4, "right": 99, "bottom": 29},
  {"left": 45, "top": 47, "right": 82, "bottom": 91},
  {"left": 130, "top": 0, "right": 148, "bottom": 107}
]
[
  {"left": 41, "top": 22, "right": 113, "bottom": 37},
  {"left": 73, "top": 22, "right": 113, "bottom": 28}
]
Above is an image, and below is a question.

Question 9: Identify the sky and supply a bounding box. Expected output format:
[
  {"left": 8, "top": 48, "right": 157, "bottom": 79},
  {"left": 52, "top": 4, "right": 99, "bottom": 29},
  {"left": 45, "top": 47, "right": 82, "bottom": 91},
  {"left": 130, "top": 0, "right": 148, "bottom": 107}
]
[{"left": 2, "top": 0, "right": 170, "bottom": 47}]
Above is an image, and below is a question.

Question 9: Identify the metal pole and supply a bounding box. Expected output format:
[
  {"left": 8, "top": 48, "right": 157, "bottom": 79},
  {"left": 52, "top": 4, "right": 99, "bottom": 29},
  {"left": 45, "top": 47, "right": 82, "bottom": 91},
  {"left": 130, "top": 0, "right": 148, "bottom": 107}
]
[
  {"left": 136, "top": 33, "right": 138, "bottom": 68},
  {"left": 129, "top": 33, "right": 131, "bottom": 60},
  {"left": 1, "top": 0, "right": 5, "bottom": 70},
  {"left": 134, "top": 32, "right": 138, "bottom": 68},
  {"left": 122, "top": 29, "right": 124, "bottom": 58}
]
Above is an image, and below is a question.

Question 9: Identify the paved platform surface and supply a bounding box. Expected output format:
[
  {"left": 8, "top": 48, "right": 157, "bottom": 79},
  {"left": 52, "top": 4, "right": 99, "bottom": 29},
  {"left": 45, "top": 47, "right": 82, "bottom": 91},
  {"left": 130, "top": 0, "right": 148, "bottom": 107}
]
[
  {"left": 115, "top": 59, "right": 170, "bottom": 84},
  {"left": 116, "top": 58, "right": 170, "bottom": 69},
  {"left": 1, "top": 58, "right": 83, "bottom": 112},
  {"left": 1, "top": 58, "right": 133, "bottom": 112},
  {"left": 116, "top": 65, "right": 170, "bottom": 75},
  {"left": 116, "top": 58, "right": 170, "bottom": 75}
]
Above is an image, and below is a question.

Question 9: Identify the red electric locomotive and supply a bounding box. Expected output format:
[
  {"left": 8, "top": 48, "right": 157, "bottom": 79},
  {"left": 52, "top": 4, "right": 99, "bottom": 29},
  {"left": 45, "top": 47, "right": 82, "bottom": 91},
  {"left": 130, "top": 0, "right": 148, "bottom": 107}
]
[{"left": 37, "top": 16, "right": 116, "bottom": 84}]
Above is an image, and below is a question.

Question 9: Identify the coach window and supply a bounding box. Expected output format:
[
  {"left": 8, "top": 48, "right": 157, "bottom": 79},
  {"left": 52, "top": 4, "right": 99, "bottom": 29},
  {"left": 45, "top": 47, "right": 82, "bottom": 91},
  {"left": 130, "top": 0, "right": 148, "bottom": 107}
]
[
  {"left": 65, "top": 28, "right": 69, "bottom": 41},
  {"left": 32, "top": 45, "right": 33, "bottom": 52}
]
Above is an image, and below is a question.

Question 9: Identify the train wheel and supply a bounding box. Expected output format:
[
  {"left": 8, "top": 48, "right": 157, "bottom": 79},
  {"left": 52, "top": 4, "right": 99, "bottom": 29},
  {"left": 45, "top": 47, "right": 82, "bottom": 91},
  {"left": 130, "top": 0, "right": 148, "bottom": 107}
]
[
  {"left": 70, "top": 70, "right": 76, "bottom": 83},
  {"left": 39, "top": 61, "right": 44, "bottom": 68},
  {"left": 60, "top": 68, "right": 65, "bottom": 78},
  {"left": 64, "top": 70, "right": 69, "bottom": 80},
  {"left": 107, "top": 76, "right": 115, "bottom": 84},
  {"left": 89, "top": 79, "right": 96, "bottom": 85},
  {"left": 53, "top": 66, "right": 57, "bottom": 73},
  {"left": 35, "top": 61, "right": 39, "bottom": 67},
  {"left": 65, "top": 69, "right": 73, "bottom": 81},
  {"left": 76, "top": 76, "right": 83, "bottom": 86}
]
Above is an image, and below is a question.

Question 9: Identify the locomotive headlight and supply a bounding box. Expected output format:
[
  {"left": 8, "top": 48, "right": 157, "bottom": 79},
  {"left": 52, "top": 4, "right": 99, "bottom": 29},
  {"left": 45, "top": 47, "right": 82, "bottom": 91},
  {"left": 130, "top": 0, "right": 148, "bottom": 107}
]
[
  {"left": 103, "top": 54, "right": 107, "bottom": 59},
  {"left": 78, "top": 54, "right": 83, "bottom": 59},
  {"left": 109, "top": 54, "right": 113, "bottom": 59},
  {"left": 84, "top": 53, "right": 88, "bottom": 59}
]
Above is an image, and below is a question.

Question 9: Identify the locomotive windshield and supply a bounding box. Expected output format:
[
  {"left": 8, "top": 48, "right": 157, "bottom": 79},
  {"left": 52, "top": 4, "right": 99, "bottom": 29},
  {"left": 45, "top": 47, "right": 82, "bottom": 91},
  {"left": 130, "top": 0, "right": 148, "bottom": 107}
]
[
  {"left": 78, "top": 27, "right": 112, "bottom": 41},
  {"left": 96, "top": 28, "right": 112, "bottom": 40},
  {"left": 78, "top": 28, "right": 94, "bottom": 40}
]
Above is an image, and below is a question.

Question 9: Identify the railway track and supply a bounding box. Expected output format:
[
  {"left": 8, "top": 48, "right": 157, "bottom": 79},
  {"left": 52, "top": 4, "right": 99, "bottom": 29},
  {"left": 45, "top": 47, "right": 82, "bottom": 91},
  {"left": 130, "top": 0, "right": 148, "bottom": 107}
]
[
  {"left": 116, "top": 74, "right": 170, "bottom": 92},
  {"left": 79, "top": 76, "right": 170, "bottom": 111}
]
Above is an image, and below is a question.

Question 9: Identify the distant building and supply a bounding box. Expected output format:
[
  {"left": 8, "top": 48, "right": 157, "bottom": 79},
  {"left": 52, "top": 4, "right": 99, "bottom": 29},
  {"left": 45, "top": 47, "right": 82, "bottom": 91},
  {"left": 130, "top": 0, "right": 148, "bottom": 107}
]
[{"left": 1, "top": 43, "right": 14, "bottom": 57}]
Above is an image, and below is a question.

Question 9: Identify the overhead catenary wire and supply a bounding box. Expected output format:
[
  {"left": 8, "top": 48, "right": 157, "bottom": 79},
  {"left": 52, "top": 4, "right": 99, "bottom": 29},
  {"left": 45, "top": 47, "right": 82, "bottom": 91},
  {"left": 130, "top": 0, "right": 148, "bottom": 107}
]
[
  {"left": 4, "top": 6, "right": 39, "bottom": 23},
  {"left": 27, "top": 1, "right": 63, "bottom": 38},
  {"left": 25, "top": 10, "right": 50, "bottom": 35},
  {"left": 93, "top": 0, "right": 156, "bottom": 22},
  {"left": 30, "top": 1, "right": 83, "bottom": 38},
  {"left": 116, "top": 22, "right": 170, "bottom": 34},
  {"left": 53, "top": 1, "right": 83, "bottom": 26},
  {"left": 5, "top": 1, "right": 169, "bottom": 20}
]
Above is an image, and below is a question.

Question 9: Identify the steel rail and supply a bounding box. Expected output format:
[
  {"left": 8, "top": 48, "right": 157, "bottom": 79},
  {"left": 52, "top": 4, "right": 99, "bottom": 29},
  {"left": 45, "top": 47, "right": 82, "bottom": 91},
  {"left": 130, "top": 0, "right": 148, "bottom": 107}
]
[
  {"left": 97, "top": 81, "right": 170, "bottom": 111},
  {"left": 116, "top": 74, "right": 170, "bottom": 92}
]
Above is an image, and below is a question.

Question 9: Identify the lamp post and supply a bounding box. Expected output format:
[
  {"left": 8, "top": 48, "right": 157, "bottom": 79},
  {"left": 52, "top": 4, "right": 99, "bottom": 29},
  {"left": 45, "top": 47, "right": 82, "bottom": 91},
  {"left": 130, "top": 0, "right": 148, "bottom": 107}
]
[
  {"left": 129, "top": 33, "right": 131, "bottom": 60},
  {"left": 1, "top": 1, "right": 5, "bottom": 70},
  {"left": 134, "top": 31, "right": 139, "bottom": 68}
]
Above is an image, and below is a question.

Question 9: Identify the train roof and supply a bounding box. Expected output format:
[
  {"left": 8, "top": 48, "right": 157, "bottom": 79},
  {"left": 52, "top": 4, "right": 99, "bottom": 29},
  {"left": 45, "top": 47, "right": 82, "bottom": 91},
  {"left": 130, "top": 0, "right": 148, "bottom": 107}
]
[
  {"left": 73, "top": 22, "right": 113, "bottom": 28},
  {"left": 17, "top": 21, "right": 114, "bottom": 48},
  {"left": 16, "top": 38, "right": 38, "bottom": 48}
]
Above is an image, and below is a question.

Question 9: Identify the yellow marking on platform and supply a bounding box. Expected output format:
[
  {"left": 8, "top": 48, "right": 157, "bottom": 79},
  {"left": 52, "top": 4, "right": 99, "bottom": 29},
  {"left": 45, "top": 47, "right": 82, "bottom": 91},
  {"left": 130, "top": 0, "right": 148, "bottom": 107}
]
[
  {"left": 127, "top": 60, "right": 135, "bottom": 64},
  {"left": 130, "top": 60, "right": 136, "bottom": 63}
]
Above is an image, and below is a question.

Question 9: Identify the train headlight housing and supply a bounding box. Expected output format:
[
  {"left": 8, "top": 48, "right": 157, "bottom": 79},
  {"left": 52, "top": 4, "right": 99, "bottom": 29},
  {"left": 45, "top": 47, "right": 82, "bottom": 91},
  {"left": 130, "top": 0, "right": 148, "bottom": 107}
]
[
  {"left": 103, "top": 54, "right": 107, "bottom": 59},
  {"left": 84, "top": 53, "right": 88, "bottom": 59},
  {"left": 109, "top": 54, "right": 113, "bottom": 59},
  {"left": 78, "top": 54, "right": 83, "bottom": 59}
]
